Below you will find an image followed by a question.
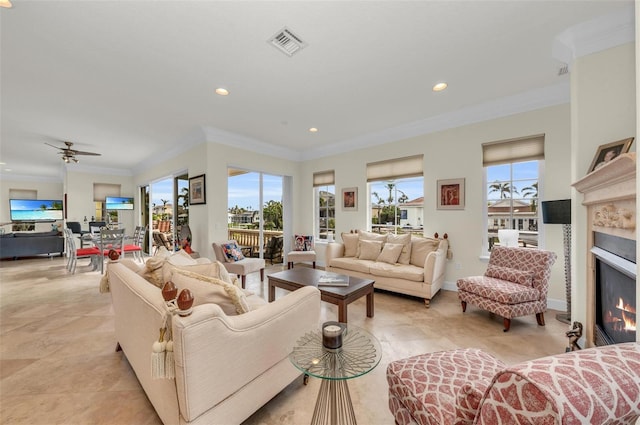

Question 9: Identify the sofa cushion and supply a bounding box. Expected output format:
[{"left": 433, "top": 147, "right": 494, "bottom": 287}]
[
  {"left": 341, "top": 232, "right": 359, "bottom": 257},
  {"left": 356, "top": 231, "right": 387, "bottom": 257},
  {"left": 329, "top": 257, "right": 374, "bottom": 274},
  {"left": 359, "top": 239, "right": 383, "bottom": 261},
  {"left": 171, "top": 268, "right": 250, "bottom": 315},
  {"left": 222, "top": 242, "right": 245, "bottom": 262},
  {"left": 369, "top": 262, "right": 424, "bottom": 282},
  {"left": 387, "top": 233, "right": 412, "bottom": 265},
  {"left": 294, "top": 234, "right": 314, "bottom": 251},
  {"left": 410, "top": 237, "right": 440, "bottom": 267},
  {"left": 376, "top": 243, "right": 404, "bottom": 264},
  {"left": 484, "top": 265, "right": 533, "bottom": 287},
  {"left": 457, "top": 276, "right": 541, "bottom": 304}
]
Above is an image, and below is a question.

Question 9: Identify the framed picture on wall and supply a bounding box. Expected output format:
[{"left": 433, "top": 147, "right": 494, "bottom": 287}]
[
  {"left": 587, "top": 137, "right": 634, "bottom": 174},
  {"left": 189, "top": 174, "right": 206, "bottom": 205},
  {"left": 437, "top": 178, "right": 465, "bottom": 210},
  {"left": 342, "top": 187, "right": 358, "bottom": 211}
]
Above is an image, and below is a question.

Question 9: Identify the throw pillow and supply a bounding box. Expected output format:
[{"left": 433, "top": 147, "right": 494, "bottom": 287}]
[
  {"left": 356, "top": 231, "right": 387, "bottom": 257},
  {"left": 376, "top": 243, "right": 404, "bottom": 264},
  {"left": 387, "top": 233, "right": 412, "bottom": 265},
  {"left": 409, "top": 237, "right": 441, "bottom": 267},
  {"left": 294, "top": 234, "right": 314, "bottom": 251},
  {"left": 162, "top": 262, "right": 225, "bottom": 288},
  {"left": 485, "top": 265, "right": 534, "bottom": 286},
  {"left": 358, "top": 239, "right": 383, "bottom": 261},
  {"left": 222, "top": 242, "right": 245, "bottom": 262},
  {"left": 341, "top": 232, "right": 359, "bottom": 257},
  {"left": 171, "top": 269, "right": 250, "bottom": 315}
]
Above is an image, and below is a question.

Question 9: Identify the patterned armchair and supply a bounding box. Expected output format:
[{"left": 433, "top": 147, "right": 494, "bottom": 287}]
[
  {"left": 387, "top": 343, "right": 640, "bottom": 425},
  {"left": 457, "top": 246, "right": 557, "bottom": 331}
]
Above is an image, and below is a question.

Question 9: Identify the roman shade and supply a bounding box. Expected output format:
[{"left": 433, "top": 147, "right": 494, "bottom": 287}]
[
  {"left": 313, "top": 170, "right": 335, "bottom": 187},
  {"left": 93, "top": 183, "right": 120, "bottom": 202},
  {"left": 366, "top": 155, "right": 423, "bottom": 182},
  {"left": 482, "top": 134, "right": 545, "bottom": 167}
]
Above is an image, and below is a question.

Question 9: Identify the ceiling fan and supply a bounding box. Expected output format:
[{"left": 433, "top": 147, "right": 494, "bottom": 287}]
[{"left": 45, "top": 141, "right": 101, "bottom": 163}]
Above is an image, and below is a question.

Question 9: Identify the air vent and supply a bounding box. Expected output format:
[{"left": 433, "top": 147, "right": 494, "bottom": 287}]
[
  {"left": 558, "top": 64, "right": 569, "bottom": 76},
  {"left": 268, "top": 27, "right": 307, "bottom": 57}
]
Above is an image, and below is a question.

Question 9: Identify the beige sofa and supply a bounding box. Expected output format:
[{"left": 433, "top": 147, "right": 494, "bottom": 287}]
[
  {"left": 326, "top": 231, "right": 450, "bottom": 307},
  {"left": 107, "top": 260, "right": 321, "bottom": 425}
]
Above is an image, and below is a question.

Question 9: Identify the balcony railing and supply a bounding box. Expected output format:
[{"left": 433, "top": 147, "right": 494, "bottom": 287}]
[{"left": 227, "top": 228, "right": 283, "bottom": 258}]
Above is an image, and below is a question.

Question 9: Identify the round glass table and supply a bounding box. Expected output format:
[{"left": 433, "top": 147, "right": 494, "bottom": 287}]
[{"left": 289, "top": 324, "right": 381, "bottom": 425}]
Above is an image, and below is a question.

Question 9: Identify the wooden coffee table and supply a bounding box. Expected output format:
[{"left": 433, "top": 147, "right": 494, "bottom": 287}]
[{"left": 268, "top": 268, "right": 374, "bottom": 323}]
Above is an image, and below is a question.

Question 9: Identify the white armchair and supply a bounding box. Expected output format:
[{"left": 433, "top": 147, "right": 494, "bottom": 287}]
[{"left": 212, "top": 240, "right": 265, "bottom": 288}]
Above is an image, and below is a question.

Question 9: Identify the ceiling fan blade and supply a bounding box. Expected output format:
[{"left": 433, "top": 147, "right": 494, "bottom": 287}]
[
  {"left": 72, "top": 150, "right": 101, "bottom": 156},
  {"left": 45, "top": 142, "right": 64, "bottom": 150}
]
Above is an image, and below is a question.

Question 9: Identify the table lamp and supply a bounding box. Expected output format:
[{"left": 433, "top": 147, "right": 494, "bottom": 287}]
[{"left": 541, "top": 199, "right": 571, "bottom": 324}]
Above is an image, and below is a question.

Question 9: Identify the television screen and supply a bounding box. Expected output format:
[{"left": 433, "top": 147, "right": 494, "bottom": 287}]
[
  {"left": 105, "top": 196, "right": 134, "bottom": 210},
  {"left": 9, "top": 199, "right": 64, "bottom": 222}
]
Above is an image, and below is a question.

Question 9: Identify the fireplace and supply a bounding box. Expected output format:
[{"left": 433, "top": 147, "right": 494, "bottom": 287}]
[{"left": 593, "top": 232, "right": 636, "bottom": 345}]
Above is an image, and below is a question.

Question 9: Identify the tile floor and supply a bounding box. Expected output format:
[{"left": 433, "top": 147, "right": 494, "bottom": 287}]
[{"left": 0, "top": 256, "right": 569, "bottom": 424}]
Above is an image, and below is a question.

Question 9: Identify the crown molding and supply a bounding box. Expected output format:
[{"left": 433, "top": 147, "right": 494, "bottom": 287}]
[
  {"left": 65, "top": 163, "right": 133, "bottom": 177},
  {"left": 132, "top": 127, "right": 207, "bottom": 175},
  {"left": 552, "top": 4, "right": 635, "bottom": 67},
  {"left": 203, "top": 126, "right": 303, "bottom": 161},
  {"left": 302, "top": 81, "right": 570, "bottom": 161},
  {"left": 0, "top": 172, "right": 63, "bottom": 183}
]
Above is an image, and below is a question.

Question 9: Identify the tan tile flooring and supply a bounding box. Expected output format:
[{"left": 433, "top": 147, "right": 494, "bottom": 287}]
[{"left": 0, "top": 256, "right": 569, "bottom": 424}]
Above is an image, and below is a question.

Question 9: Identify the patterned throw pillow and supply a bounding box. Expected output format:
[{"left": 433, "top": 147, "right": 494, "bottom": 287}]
[
  {"left": 222, "top": 242, "right": 245, "bottom": 262},
  {"left": 294, "top": 234, "right": 314, "bottom": 251},
  {"left": 485, "top": 265, "right": 534, "bottom": 286}
]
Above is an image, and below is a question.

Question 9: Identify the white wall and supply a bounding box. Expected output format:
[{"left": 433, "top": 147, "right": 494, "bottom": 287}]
[
  {"left": 301, "top": 104, "right": 572, "bottom": 307},
  {"left": 571, "top": 42, "right": 637, "bottom": 332}
]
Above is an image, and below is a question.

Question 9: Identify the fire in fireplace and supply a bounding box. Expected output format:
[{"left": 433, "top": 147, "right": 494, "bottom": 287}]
[{"left": 592, "top": 232, "right": 636, "bottom": 346}]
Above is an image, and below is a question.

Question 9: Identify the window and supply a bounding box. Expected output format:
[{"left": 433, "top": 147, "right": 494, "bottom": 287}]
[
  {"left": 367, "top": 155, "right": 424, "bottom": 235},
  {"left": 313, "top": 170, "right": 335, "bottom": 240},
  {"left": 483, "top": 135, "right": 544, "bottom": 252}
]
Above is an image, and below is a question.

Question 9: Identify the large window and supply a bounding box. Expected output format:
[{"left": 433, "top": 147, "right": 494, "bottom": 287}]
[
  {"left": 483, "top": 135, "right": 544, "bottom": 251},
  {"left": 314, "top": 170, "right": 335, "bottom": 240},
  {"left": 367, "top": 155, "right": 424, "bottom": 235}
]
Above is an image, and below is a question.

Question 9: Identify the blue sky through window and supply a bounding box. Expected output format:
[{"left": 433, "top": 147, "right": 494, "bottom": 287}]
[{"left": 228, "top": 172, "right": 283, "bottom": 210}]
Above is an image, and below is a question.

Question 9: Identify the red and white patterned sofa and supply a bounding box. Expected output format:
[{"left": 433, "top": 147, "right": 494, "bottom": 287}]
[
  {"left": 457, "top": 246, "right": 557, "bottom": 331},
  {"left": 387, "top": 343, "right": 640, "bottom": 425}
]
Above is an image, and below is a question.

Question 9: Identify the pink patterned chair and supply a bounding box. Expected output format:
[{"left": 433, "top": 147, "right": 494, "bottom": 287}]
[
  {"left": 387, "top": 343, "right": 640, "bottom": 425},
  {"left": 457, "top": 246, "right": 557, "bottom": 332}
]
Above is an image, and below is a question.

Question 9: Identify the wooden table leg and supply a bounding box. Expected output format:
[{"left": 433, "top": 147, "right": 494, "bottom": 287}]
[
  {"left": 268, "top": 281, "right": 275, "bottom": 302},
  {"left": 366, "top": 289, "right": 374, "bottom": 318},
  {"left": 338, "top": 301, "right": 347, "bottom": 323}
]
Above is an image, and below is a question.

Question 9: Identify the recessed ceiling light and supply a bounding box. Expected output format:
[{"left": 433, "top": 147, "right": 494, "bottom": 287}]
[
  {"left": 309, "top": 127, "right": 318, "bottom": 133},
  {"left": 0, "top": 0, "right": 13, "bottom": 8},
  {"left": 432, "top": 82, "right": 448, "bottom": 92},
  {"left": 0, "top": 162, "right": 5, "bottom": 165},
  {"left": 215, "top": 88, "right": 229, "bottom": 96}
]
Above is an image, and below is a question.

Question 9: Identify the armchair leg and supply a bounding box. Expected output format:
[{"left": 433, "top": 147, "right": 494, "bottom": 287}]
[
  {"left": 424, "top": 298, "right": 430, "bottom": 308},
  {"left": 260, "top": 268, "right": 264, "bottom": 281},
  {"left": 312, "top": 261, "right": 316, "bottom": 269},
  {"left": 503, "top": 318, "right": 511, "bottom": 332},
  {"left": 241, "top": 275, "right": 246, "bottom": 289},
  {"left": 536, "top": 313, "right": 545, "bottom": 326},
  {"left": 461, "top": 301, "right": 467, "bottom": 312},
  {"left": 288, "top": 262, "right": 293, "bottom": 269}
]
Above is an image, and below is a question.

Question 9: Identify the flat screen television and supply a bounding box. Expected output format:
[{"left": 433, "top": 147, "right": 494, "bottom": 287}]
[
  {"left": 105, "top": 196, "right": 134, "bottom": 210},
  {"left": 9, "top": 199, "right": 64, "bottom": 222}
]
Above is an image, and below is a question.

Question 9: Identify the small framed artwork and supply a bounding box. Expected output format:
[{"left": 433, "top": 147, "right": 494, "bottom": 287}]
[
  {"left": 342, "top": 187, "right": 358, "bottom": 211},
  {"left": 587, "top": 137, "right": 634, "bottom": 174},
  {"left": 437, "top": 178, "right": 465, "bottom": 210},
  {"left": 189, "top": 174, "right": 206, "bottom": 205}
]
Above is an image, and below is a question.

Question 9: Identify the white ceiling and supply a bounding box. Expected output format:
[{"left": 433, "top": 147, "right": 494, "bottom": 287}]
[{"left": 0, "top": 1, "right": 634, "bottom": 180}]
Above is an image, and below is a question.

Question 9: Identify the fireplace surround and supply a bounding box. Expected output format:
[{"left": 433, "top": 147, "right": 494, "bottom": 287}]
[{"left": 573, "top": 152, "right": 637, "bottom": 347}]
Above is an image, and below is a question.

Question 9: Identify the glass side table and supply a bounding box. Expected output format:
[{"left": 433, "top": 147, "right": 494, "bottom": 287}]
[{"left": 290, "top": 325, "right": 381, "bottom": 425}]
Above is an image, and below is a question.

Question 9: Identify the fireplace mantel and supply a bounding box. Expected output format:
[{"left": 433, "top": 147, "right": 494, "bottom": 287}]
[{"left": 573, "top": 152, "right": 636, "bottom": 346}]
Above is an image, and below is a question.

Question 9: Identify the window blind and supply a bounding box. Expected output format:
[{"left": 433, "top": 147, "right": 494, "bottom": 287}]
[
  {"left": 313, "top": 170, "right": 335, "bottom": 187},
  {"left": 366, "top": 154, "right": 423, "bottom": 182},
  {"left": 93, "top": 183, "right": 120, "bottom": 202},
  {"left": 9, "top": 189, "right": 36, "bottom": 199},
  {"left": 482, "top": 134, "right": 545, "bottom": 167}
]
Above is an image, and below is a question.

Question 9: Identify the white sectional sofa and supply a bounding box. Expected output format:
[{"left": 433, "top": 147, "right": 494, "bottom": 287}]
[
  {"left": 325, "top": 231, "right": 450, "bottom": 307},
  {"left": 106, "top": 258, "right": 321, "bottom": 425}
]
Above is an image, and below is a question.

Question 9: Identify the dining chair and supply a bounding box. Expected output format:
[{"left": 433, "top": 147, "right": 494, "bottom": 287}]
[
  {"left": 64, "top": 228, "right": 100, "bottom": 274},
  {"left": 123, "top": 225, "right": 145, "bottom": 262},
  {"left": 98, "top": 228, "right": 126, "bottom": 273}
]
